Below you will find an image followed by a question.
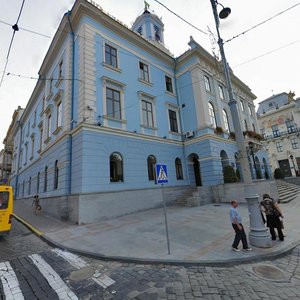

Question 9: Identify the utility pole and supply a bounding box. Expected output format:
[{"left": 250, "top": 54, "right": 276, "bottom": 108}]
[{"left": 210, "top": 0, "right": 271, "bottom": 248}]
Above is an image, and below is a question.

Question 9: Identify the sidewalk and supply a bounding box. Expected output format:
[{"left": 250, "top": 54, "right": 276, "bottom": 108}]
[{"left": 13, "top": 196, "right": 300, "bottom": 265}]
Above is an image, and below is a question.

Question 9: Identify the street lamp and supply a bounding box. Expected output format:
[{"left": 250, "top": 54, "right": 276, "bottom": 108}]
[{"left": 210, "top": 0, "right": 272, "bottom": 248}]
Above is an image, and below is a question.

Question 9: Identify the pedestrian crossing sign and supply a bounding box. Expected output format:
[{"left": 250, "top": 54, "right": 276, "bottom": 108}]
[{"left": 156, "top": 164, "right": 168, "bottom": 184}]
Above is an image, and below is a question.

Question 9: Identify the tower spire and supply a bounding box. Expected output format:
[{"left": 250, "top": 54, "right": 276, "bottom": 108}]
[{"left": 144, "top": 1, "right": 150, "bottom": 11}]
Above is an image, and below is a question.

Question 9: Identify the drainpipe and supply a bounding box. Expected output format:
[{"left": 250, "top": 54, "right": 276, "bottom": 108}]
[
  {"left": 67, "top": 11, "right": 75, "bottom": 196},
  {"left": 173, "top": 58, "right": 190, "bottom": 185},
  {"left": 15, "top": 121, "right": 23, "bottom": 197}
]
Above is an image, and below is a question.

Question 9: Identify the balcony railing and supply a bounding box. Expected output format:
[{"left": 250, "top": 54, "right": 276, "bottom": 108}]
[{"left": 263, "top": 127, "right": 300, "bottom": 141}]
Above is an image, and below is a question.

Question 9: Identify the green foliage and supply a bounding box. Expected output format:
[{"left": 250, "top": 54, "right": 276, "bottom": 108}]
[
  {"left": 223, "top": 165, "right": 238, "bottom": 183},
  {"left": 265, "top": 170, "right": 269, "bottom": 180},
  {"left": 256, "top": 169, "right": 262, "bottom": 179},
  {"left": 274, "top": 168, "right": 285, "bottom": 179},
  {"left": 236, "top": 168, "right": 241, "bottom": 181}
]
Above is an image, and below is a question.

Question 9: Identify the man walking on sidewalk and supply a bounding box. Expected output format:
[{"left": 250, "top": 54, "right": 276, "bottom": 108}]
[{"left": 230, "top": 200, "right": 252, "bottom": 252}]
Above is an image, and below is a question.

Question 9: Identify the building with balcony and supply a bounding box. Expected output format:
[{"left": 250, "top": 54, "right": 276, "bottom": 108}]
[
  {"left": 7, "top": 0, "right": 270, "bottom": 223},
  {"left": 257, "top": 92, "right": 300, "bottom": 177}
]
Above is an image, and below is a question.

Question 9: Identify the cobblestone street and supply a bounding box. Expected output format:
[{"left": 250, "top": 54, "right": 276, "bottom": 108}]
[{"left": 1, "top": 220, "right": 300, "bottom": 299}]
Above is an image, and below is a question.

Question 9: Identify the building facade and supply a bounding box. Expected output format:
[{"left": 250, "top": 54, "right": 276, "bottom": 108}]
[
  {"left": 7, "top": 0, "right": 270, "bottom": 224},
  {"left": 257, "top": 92, "right": 300, "bottom": 177}
]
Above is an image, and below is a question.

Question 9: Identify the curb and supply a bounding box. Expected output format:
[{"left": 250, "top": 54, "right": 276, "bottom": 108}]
[{"left": 13, "top": 214, "right": 300, "bottom": 267}]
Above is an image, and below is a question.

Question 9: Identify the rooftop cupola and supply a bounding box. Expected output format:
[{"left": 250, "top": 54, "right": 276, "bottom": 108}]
[{"left": 132, "top": 1, "right": 165, "bottom": 45}]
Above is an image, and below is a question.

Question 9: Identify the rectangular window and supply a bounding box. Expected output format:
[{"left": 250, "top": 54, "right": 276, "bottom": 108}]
[
  {"left": 248, "top": 105, "right": 253, "bottom": 116},
  {"left": 33, "top": 111, "right": 37, "bottom": 126},
  {"left": 291, "top": 138, "right": 299, "bottom": 149},
  {"left": 49, "top": 77, "right": 53, "bottom": 95},
  {"left": 142, "top": 100, "right": 154, "bottom": 127},
  {"left": 25, "top": 144, "right": 28, "bottom": 165},
  {"left": 165, "top": 76, "right": 173, "bottom": 93},
  {"left": 57, "top": 102, "right": 62, "bottom": 128},
  {"left": 139, "top": 61, "right": 150, "bottom": 82},
  {"left": 168, "top": 109, "right": 178, "bottom": 133},
  {"left": 260, "top": 128, "right": 266, "bottom": 139},
  {"left": 106, "top": 88, "right": 121, "bottom": 119},
  {"left": 240, "top": 98, "right": 245, "bottom": 111},
  {"left": 59, "top": 60, "right": 63, "bottom": 79},
  {"left": 272, "top": 124, "right": 280, "bottom": 137},
  {"left": 105, "top": 44, "right": 118, "bottom": 68},
  {"left": 31, "top": 137, "right": 35, "bottom": 158},
  {"left": 39, "top": 128, "right": 43, "bottom": 151},
  {"left": 286, "top": 120, "right": 295, "bottom": 133},
  {"left": 276, "top": 141, "right": 283, "bottom": 152},
  {"left": 204, "top": 75, "right": 211, "bottom": 92},
  {"left": 0, "top": 192, "right": 9, "bottom": 210},
  {"left": 47, "top": 114, "right": 52, "bottom": 138},
  {"left": 218, "top": 85, "right": 225, "bottom": 100}
]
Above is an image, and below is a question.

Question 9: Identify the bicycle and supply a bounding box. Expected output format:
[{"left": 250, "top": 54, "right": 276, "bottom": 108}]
[{"left": 32, "top": 195, "right": 42, "bottom": 214}]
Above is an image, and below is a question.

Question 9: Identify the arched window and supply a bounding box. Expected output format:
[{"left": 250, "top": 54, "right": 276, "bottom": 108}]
[
  {"left": 147, "top": 155, "right": 156, "bottom": 181},
  {"left": 37, "top": 172, "right": 40, "bottom": 193},
  {"left": 208, "top": 102, "right": 216, "bottom": 128},
  {"left": 54, "top": 160, "right": 59, "bottom": 190},
  {"left": 175, "top": 158, "right": 183, "bottom": 180},
  {"left": 220, "top": 150, "right": 229, "bottom": 170},
  {"left": 110, "top": 153, "right": 123, "bottom": 182},
  {"left": 222, "top": 109, "right": 230, "bottom": 132},
  {"left": 44, "top": 166, "right": 48, "bottom": 192}
]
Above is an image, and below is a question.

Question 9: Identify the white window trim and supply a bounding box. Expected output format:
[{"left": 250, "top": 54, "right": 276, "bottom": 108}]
[
  {"left": 204, "top": 74, "right": 212, "bottom": 93},
  {"left": 222, "top": 109, "right": 230, "bottom": 132},
  {"left": 102, "top": 41, "right": 121, "bottom": 73},
  {"left": 138, "top": 92, "right": 157, "bottom": 132},
  {"left": 138, "top": 59, "right": 152, "bottom": 85},
  {"left": 102, "top": 76, "right": 126, "bottom": 127},
  {"left": 166, "top": 103, "right": 181, "bottom": 134},
  {"left": 164, "top": 74, "right": 175, "bottom": 96}
]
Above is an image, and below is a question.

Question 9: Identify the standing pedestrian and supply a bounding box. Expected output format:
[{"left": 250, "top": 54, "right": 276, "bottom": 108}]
[
  {"left": 230, "top": 200, "right": 252, "bottom": 252},
  {"left": 260, "top": 194, "right": 284, "bottom": 241}
]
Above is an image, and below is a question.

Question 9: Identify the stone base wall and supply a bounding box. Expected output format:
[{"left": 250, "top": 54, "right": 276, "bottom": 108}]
[
  {"left": 18, "top": 186, "right": 192, "bottom": 224},
  {"left": 199, "top": 180, "right": 279, "bottom": 203},
  {"left": 283, "top": 177, "right": 300, "bottom": 186}
]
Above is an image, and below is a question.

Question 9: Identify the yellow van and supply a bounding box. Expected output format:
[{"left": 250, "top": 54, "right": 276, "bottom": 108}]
[{"left": 0, "top": 185, "right": 13, "bottom": 236}]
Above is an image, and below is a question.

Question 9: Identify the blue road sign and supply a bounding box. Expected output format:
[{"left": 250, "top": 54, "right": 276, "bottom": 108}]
[{"left": 156, "top": 164, "right": 168, "bottom": 184}]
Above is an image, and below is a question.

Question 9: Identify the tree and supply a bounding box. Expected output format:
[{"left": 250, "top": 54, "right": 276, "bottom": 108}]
[
  {"left": 236, "top": 168, "right": 241, "bottom": 181},
  {"left": 223, "top": 165, "right": 238, "bottom": 183},
  {"left": 274, "top": 168, "right": 285, "bottom": 179}
]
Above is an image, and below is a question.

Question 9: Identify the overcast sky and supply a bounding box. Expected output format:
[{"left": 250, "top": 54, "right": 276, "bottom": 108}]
[{"left": 1, "top": 0, "right": 299, "bottom": 144}]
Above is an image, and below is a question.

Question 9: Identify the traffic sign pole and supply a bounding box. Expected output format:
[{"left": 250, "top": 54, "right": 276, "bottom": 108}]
[{"left": 161, "top": 183, "right": 171, "bottom": 255}]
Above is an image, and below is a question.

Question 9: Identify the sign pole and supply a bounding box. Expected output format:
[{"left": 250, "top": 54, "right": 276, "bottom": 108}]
[{"left": 161, "top": 183, "right": 171, "bottom": 255}]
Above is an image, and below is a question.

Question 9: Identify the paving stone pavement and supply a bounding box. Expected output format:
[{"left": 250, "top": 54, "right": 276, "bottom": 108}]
[{"left": 1, "top": 241, "right": 300, "bottom": 299}]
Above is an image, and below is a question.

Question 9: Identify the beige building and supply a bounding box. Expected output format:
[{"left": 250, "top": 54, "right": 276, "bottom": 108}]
[{"left": 257, "top": 92, "right": 300, "bottom": 177}]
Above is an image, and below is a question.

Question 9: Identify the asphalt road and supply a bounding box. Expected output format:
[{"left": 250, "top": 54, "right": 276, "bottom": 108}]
[{"left": 1, "top": 219, "right": 300, "bottom": 299}]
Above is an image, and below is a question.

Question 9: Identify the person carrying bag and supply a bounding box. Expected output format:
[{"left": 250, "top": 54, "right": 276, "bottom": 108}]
[{"left": 260, "top": 193, "right": 284, "bottom": 241}]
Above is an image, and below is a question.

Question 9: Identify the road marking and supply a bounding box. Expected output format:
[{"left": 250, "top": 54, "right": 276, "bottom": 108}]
[
  {"left": 29, "top": 254, "right": 78, "bottom": 300},
  {"left": 52, "top": 248, "right": 88, "bottom": 269},
  {"left": 0, "top": 261, "right": 24, "bottom": 300},
  {"left": 51, "top": 249, "right": 115, "bottom": 289}
]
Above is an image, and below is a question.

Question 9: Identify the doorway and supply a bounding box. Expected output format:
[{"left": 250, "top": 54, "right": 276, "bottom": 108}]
[
  {"left": 188, "top": 153, "right": 202, "bottom": 186},
  {"left": 278, "top": 159, "right": 292, "bottom": 177}
]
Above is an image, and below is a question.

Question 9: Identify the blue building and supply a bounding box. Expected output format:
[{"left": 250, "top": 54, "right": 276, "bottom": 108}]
[{"left": 8, "top": 0, "right": 270, "bottom": 223}]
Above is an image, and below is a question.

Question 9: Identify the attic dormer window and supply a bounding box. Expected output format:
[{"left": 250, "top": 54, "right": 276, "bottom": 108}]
[
  {"left": 137, "top": 26, "right": 143, "bottom": 35},
  {"left": 154, "top": 25, "right": 160, "bottom": 41}
]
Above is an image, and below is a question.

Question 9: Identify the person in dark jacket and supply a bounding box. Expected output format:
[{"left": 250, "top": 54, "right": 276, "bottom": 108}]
[{"left": 260, "top": 194, "right": 284, "bottom": 241}]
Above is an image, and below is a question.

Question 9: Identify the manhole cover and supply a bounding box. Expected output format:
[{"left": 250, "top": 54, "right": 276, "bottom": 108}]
[
  {"left": 253, "top": 265, "right": 285, "bottom": 280},
  {"left": 70, "top": 267, "right": 94, "bottom": 282}
]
